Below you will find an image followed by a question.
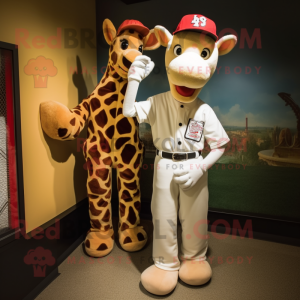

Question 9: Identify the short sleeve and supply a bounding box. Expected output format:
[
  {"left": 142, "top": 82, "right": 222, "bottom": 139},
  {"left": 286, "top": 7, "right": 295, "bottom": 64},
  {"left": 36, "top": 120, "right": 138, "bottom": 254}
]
[
  {"left": 134, "top": 97, "right": 155, "bottom": 125},
  {"left": 203, "top": 107, "right": 230, "bottom": 149}
]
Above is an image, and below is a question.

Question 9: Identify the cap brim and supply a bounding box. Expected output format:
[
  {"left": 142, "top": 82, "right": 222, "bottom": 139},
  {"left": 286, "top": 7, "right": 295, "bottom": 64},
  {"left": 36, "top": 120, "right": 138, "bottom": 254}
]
[
  {"left": 118, "top": 25, "right": 149, "bottom": 38},
  {"left": 173, "top": 29, "right": 218, "bottom": 41}
]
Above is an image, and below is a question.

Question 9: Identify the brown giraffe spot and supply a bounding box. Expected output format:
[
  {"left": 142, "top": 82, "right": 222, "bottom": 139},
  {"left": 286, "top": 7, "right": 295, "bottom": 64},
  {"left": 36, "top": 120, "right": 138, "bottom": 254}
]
[
  {"left": 104, "top": 94, "right": 118, "bottom": 105},
  {"left": 114, "top": 156, "right": 117, "bottom": 162},
  {"left": 74, "top": 127, "right": 80, "bottom": 138},
  {"left": 98, "top": 131, "right": 111, "bottom": 153},
  {"left": 85, "top": 239, "right": 90, "bottom": 248},
  {"left": 124, "top": 180, "right": 137, "bottom": 190},
  {"left": 134, "top": 130, "right": 137, "bottom": 143},
  {"left": 137, "top": 232, "right": 145, "bottom": 241},
  {"left": 117, "top": 163, "right": 124, "bottom": 169},
  {"left": 101, "top": 69, "right": 109, "bottom": 84},
  {"left": 104, "top": 224, "right": 110, "bottom": 231},
  {"left": 111, "top": 233, "right": 115, "bottom": 240},
  {"left": 102, "top": 156, "right": 112, "bottom": 166},
  {"left": 98, "top": 81, "right": 116, "bottom": 96},
  {"left": 133, "top": 189, "right": 140, "bottom": 198},
  {"left": 134, "top": 201, "right": 141, "bottom": 212},
  {"left": 120, "top": 168, "right": 135, "bottom": 180},
  {"left": 89, "top": 201, "right": 102, "bottom": 216},
  {"left": 116, "top": 137, "right": 130, "bottom": 150},
  {"left": 105, "top": 175, "right": 111, "bottom": 188},
  {"left": 97, "top": 198, "right": 108, "bottom": 207},
  {"left": 83, "top": 101, "right": 89, "bottom": 112},
  {"left": 122, "top": 57, "right": 131, "bottom": 70},
  {"left": 127, "top": 207, "right": 137, "bottom": 225},
  {"left": 121, "top": 190, "right": 133, "bottom": 202},
  {"left": 102, "top": 209, "right": 110, "bottom": 222},
  {"left": 74, "top": 105, "right": 82, "bottom": 111},
  {"left": 90, "top": 136, "right": 96, "bottom": 143},
  {"left": 80, "top": 121, "right": 83, "bottom": 127},
  {"left": 88, "top": 179, "right": 107, "bottom": 195},
  {"left": 90, "top": 98, "right": 101, "bottom": 111},
  {"left": 138, "top": 34, "right": 143, "bottom": 40},
  {"left": 111, "top": 51, "right": 117, "bottom": 65},
  {"left": 120, "top": 83, "right": 128, "bottom": 95},
  {"left": 70, "top": 118, "right": 76, "bottom": 126},
  {"left": 120, "top": 223, "right": 129, "bottom": 231},
  {"left": 91, "top": 219, "right": 101, "bottom": 229},
  {"left": 134, "top": 153, "right": 142, "bottom": 168},
  {"left": 121, "top": 144, "right": 136, "bottom": 164},
  {"left": 116, "top": 118, "right": 132, "bottom": 134},
  {"left": 120, "top": 203, "right": 126, "bottom": 217},
  {"left": 88, "top": 194, "right": 98, "bottom": 199},
  {"left": 112, "top": 72, "right": 119, "bottom": 79},
  {"left": 110, "top": 65, "right": 115, "bottom": 71},
  {"left": 110, "top": 44, "right": 113, "bottom": 52},
  {"left": 105, "top": 125, "right": 114, "bottom": 139},
  {"left": 58, "top": 128, "right": 68, "bottom": 137},
  {"left": 88, "top": 145, "right": 101, "bottom": 165},
  {"left": 137, "top": 169, "right": 141, "bottom": 178},
  {"left": 123, "top": 236, "right": 132, "bottom": 244},
  {"left": 62, "top": 134, "right": 71, "bottom": 140},
  {"left": 95, "top": 168, "right": 109, "bottom": 181},
  {"left": 109, "top": 108, "right": 117, "bottom": 118},
  {"left": 105, "top": 189, "right": 112, "bottom": 199},
  {"left": 117, "top": 107, "right": 122, "bottom": 115},
  {"left": 95, "top": 110, "right": 108, "bottom": 128},
  {"left": 117, "top": 177, "right": 121, "bottom": 191},
  {"left": 88, "top": 120, "right": 94, "bottom": 133},
  {"left": 97, "top": 243, "right": 108, "bottom": 251},
  {"left": 117, "top": 77, "right": 123, "bottom": 83},
  {"left": 83, "top": 114, "right": 87, "bottom": 121},
  {"left": 74, "top": 110, "right": 81, "bottom": 116},
  {"left": 86, "top": 157, "right": 93, "bottom": 176}
]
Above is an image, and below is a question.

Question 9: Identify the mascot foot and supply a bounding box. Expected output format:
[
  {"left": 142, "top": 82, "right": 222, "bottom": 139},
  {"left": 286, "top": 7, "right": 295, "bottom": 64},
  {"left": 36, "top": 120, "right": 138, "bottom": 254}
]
[
  {"left": 119, "top": 226, "right": 147, "bottom": 252},
  {"left": 141, "top": 265, "right": 178, "bottom": 295},
  {"left": 84, "top": 228, "right": 114, "bottom": 257},
  {"left": 179, "top": 260, "right": 212, "bottom": 285}
]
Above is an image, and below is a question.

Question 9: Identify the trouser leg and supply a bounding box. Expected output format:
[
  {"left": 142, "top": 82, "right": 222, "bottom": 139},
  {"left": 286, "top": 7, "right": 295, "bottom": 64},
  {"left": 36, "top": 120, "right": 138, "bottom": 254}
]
[
  {"left": 179, "top": 165, "right": 209, "bottom": 262},
  {"left": 151, "top": 156, "right": 180, "bottom": 271}
]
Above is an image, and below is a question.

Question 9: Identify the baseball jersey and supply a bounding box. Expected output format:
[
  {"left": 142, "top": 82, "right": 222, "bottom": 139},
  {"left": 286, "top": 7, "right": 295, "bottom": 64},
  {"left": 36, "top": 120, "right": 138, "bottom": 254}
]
[{"left": 134, "top": 91, "right": 229, "bottom": 152}]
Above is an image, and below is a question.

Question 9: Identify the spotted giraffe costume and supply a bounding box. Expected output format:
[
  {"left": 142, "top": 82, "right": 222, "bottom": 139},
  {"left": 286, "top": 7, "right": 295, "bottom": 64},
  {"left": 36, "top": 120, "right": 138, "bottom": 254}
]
[{"left": 40, "top": 19, "right": 160, "bottom": 257}]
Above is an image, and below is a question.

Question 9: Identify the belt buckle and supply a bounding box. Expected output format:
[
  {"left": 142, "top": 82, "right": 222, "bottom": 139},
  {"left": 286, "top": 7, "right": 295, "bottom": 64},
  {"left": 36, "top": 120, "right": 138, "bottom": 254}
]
[{"left": 172, "top": 153, "right": 188, "bottom": 161}]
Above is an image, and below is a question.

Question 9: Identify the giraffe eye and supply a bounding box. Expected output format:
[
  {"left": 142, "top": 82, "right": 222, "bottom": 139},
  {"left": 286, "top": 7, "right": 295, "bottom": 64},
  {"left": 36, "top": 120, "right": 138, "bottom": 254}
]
[
  {"left": 201, "top": 48, "right": 210, "bottom": 59},
  {"left": 120, "top": 39, "right": 128, "bottom": 50},
  {"left": 173, "top": 45, "right": 182, "bottom": 56},
  {"left": 138, "top": 45, "right": 143, "bottom": 53}
]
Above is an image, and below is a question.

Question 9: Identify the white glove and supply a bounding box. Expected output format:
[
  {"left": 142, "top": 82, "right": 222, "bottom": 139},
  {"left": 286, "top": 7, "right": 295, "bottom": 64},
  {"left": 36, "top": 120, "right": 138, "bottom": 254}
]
[
  {"left": 128, "top": 55, "right": 155, "bottom": 83},
  {"left": 173, "top": 148, "right": 226, "bottom": 190}
]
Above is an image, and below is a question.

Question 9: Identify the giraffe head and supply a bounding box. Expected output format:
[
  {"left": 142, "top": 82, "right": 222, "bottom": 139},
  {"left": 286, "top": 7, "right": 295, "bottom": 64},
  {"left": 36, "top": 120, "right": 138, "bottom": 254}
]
[
  {"left": 103, "top": 19, "right": 160, "bottom": 79},
  {"left": 154, "top": 15, "right": 237, "bottom": 103}
]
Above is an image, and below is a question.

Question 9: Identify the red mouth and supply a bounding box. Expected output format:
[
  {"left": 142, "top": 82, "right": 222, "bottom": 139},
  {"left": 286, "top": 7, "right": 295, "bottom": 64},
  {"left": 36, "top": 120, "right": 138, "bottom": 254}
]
[{"left": 175, "top": 85, "right": 196, "bottom": 97}]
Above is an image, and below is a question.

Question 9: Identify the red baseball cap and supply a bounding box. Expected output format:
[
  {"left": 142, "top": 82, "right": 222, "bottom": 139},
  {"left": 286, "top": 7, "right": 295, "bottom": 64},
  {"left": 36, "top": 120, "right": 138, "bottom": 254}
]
[
  {"left": 117, "top": 20, "right": 150, "bottom": 38},
  {"left": 173, "top": 14, "right": 218, "bottom": 41}
]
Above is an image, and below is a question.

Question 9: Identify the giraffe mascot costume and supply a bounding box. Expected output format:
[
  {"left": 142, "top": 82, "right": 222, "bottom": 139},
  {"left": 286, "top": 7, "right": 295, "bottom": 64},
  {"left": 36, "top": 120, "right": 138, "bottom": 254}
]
[
  {"left": 124, "top": 14, "right": 237, "bottom": 295},
  {"left": 40, "top": 19, "right": 160, "bottom": 257}
]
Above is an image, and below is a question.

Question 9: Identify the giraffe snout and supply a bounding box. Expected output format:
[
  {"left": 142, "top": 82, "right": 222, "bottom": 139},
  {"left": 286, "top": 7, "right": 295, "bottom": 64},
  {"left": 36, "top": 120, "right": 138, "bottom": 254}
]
[{"left": 122, "top": 49, "right": 142, "bottom": 70}]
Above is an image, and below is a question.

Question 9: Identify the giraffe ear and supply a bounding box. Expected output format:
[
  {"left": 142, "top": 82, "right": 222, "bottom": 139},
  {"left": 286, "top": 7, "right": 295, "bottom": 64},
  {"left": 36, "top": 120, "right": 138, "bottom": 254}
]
[
  {"left": 143, "top": 29, "right": 160, "bottom": 50},
  {"left": 154, "top": 26, "right": 173, "bottom": 47},
  {"left": 103, "top": 19, "right": 117, "bottom": 45}
]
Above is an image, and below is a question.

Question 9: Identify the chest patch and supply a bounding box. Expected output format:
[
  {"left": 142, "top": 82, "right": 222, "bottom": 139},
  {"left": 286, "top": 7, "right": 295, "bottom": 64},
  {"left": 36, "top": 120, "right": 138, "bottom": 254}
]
[{"left": 184, "top": 118, "right": 204, "bottom": 142}]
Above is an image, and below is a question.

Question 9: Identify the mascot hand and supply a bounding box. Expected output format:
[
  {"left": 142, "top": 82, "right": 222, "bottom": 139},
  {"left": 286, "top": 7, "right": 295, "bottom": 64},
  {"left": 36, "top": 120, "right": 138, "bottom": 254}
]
[
  {"left": 173, "top": 158, "right": 204, "bottom": 190},
  {"left": 128, "top": 55, "right": 154, "bottom": 82}
]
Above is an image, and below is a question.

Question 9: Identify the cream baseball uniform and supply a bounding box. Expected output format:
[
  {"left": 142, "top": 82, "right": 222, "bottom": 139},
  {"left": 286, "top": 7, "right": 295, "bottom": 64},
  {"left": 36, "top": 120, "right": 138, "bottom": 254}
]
[{"left": 134, "top": 91, "right": 229, "bottom": 271}]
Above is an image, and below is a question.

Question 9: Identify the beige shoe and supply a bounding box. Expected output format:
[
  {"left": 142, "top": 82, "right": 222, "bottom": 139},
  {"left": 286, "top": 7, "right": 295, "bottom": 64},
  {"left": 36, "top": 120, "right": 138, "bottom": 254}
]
[
  {"left": 141, "top": 265, "right": 178, "bottom": 295},
  {"left": 179, "top": 260, "right": 212, "bottom": 286}
]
